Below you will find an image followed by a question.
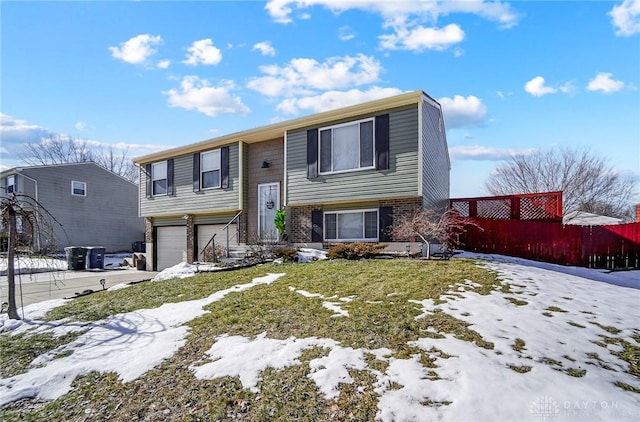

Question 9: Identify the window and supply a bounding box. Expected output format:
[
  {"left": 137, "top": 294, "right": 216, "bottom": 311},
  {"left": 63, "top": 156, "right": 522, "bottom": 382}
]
[
  {"left": 71, "top": 181, "right": 86, "bottom": 196},
  {"left": 6, "top": 175, "right": 15, "bottom": 194},
  {"left": 201, "top": 150, "right": 221, "bottom": 189},
  {"left": 324, "top": 210, "right": 378, "bottom": 242},
  {"left": 319, "top": 118, "right": 374, "bottom": 174},
  {"left": 152, "top": 161, "right": 167, "bottom": 195}
]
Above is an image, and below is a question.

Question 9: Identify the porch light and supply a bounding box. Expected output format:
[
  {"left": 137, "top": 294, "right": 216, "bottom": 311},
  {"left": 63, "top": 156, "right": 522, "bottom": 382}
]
[{"left": 266, "top": 198, "right": 275, "bottom": 209}]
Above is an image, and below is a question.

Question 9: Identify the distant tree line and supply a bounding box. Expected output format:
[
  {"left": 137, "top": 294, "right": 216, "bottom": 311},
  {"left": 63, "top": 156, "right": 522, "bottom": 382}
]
[{"left": 19, "top": 135, "right": 138, "bottom": 184}]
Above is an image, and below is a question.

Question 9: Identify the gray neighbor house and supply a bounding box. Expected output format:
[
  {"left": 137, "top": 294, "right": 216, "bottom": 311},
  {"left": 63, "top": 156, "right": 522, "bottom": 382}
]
[
  {"left": 134, "top": 90, "right": 451, "bottom": 271},
  {"left": 0, "top": 162, "right": 143, "bottom": 252}
]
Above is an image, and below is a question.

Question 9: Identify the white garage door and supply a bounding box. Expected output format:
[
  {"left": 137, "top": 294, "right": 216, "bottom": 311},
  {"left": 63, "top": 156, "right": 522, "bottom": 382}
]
[
  {"left": 156, "top": 226, "right": 187, "bottom": 271},
  {"left": 197, "top": 224, "right": 238, "bottom": 262}
]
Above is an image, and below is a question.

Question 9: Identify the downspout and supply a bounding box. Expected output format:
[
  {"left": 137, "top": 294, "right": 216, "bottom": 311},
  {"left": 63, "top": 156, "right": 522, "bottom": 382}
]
[{"left": 16, "top": 170, "right": 41, "bottom": 251}]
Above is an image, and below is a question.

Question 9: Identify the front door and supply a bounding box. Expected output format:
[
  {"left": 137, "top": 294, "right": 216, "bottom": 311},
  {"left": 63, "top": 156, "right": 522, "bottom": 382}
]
[{"left": 258, "top": 183, "right": 280, "bottom": 242}]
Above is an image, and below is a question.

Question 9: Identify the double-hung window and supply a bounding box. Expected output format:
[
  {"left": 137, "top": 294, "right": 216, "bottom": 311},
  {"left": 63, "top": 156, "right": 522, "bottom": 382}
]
[
  {"left": 324, "top": 210, "right": 378, "bottom": 242},
  {"left": 71, "top": 181, "right": 86, "bottom": 196},
  {"left": 152, "top": 161, "right": 168, "bottom": 196},
  {"left": 201, "top": 149, "right": 221, "bottom": 189},
  {"left": 320, "top": 118, "right": 374, "bottom": 174},
  {"left": 6, "top": 175, "right": 16, "bottom": 194}
]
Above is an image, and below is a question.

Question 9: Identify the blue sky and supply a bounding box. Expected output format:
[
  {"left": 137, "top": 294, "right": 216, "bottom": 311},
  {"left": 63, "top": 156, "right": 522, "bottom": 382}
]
[{"left": 1, "top": 0, "right": 639, "bottom": 199}]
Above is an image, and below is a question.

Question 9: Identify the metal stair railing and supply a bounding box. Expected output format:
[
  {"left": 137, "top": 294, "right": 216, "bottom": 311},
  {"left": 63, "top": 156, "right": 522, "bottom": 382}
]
[{"left": 222, "top": 210, "right": 243, "bottom": 258}]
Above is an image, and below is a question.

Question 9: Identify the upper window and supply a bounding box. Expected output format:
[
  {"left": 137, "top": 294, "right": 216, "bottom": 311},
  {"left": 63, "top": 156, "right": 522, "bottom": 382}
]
[
  {"left": 201, "top": 150, "right": 221, "bottom": 189},
  {"left": 152, "top": 161, "right": 167, "bottom": 196},
  {"left": 319, "top": 118, "right": 374, "bottom": 174},
  {"left": 324, "top": 209, "right": 378, "bottom": 242},
  {"left": 71, "top": 181, "right": 86, "bottom": 196},
  {"left": 6, "top": 175, "right": 16, "bottom": 194}
]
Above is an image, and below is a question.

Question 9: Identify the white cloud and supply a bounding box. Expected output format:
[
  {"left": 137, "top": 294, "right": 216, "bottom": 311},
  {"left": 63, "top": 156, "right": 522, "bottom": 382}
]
[
  {"left": 380, "top": 23, "right": 465, "bottom": 51},
  {"left": 265, "top": 0, "right": 519, "bottom": 28},
  {"left": 75, "top": 121, "right": 87, "bottom": 131},
  {"left": 609, "top": 0, "right": 640, "bottom": 36},
  {"left": 586, "top": 72, "right": 625, "bottom": 93},
  {"left": 524, "top": 76, "right": 558, "bottom": 97},
  {"left": 438, "top": 95, "right": 487, "bottom": 128},
  {"left": 253, "top": 41, "right": 276, "bottom": 57},
  {"left": 156, "top": 60, "right": 171, "bottom": 69},
  {"left": 247, "top": 54, "right": 382, "bottom": 97},
  {"left": 339, "top": 26, "right": 356, "bottom": 41},
  {"left": 108, "top": 34, "right": 162, "bottom": 65},
  {"left": 0, "top": 114, "right": 53, "bottom": 146},
  {"left": 449, "top": 145, "right": 538, "bottom": 161},
  {"left": 163, "top": 77, "right": 250, "bottom": 117},
  {"left": 183, "top": 39, "right": 222, "bottom": 66},
  {"left": 275, "top": 87, "right": 404, "bottom": 114}
]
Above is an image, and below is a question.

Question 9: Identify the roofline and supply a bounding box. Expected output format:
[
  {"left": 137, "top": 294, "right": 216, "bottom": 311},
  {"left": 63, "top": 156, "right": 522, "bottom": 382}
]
[
  {"left": 133, "top": 90, "right": 428, "bottom": 164},
  {"left": 0, "top": 162, "right": 137, "bottom": 186}
]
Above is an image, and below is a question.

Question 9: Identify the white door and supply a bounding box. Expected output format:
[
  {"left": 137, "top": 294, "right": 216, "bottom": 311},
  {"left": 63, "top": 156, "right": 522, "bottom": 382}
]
[
  {"left": 156, "top": 226, "right": 187, "bottom": 271},
  {"left": 258, "top": 183, "right": 280, "bottom": 242}
]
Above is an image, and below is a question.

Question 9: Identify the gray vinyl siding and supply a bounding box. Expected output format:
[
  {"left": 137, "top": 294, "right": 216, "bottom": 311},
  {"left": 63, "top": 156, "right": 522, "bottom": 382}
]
[
  {"left": 139, "top": 143, "right": 240, "bottom": 216},
  {"left": 19, "top": 163, "right": 143, "bottom": 252},
  {"left": 421, "top": 100, "right": 450, "bottom": 210},
  {"left": 286, "top": 107, "right": 420, "bottom": 206}
]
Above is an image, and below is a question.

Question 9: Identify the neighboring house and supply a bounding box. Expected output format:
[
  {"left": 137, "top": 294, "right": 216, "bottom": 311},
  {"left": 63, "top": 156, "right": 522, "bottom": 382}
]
[
  {"left": 134, "top": 90, "right": 450, "bottom": 270},
  {"left": 0, "top": 163, "right": 144, "bottom": 252},
  {"left": 563, "top": 211, "right": 624, "bottom": 226}
]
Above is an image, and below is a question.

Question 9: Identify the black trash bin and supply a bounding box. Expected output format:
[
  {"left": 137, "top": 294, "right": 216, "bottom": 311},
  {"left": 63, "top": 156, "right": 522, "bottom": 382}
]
[
  {"left": 86, "top": 247, "right": 106, "bottom": 269},
  {"left": 132, "top": 241, "right": 146, "bottom": 253},
  {"left": 64, "top": 247, "right": 87, "bottom": 270}
]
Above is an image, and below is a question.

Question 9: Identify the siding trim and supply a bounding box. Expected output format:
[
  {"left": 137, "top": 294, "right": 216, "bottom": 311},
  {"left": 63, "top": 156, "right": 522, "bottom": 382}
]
[{"left": 283, "top": 131, "right": 288, "bottom": 206}]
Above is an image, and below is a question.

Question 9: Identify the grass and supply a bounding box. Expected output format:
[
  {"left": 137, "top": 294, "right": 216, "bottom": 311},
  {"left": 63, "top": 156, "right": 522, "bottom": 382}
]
[
  {"left": 1, "top": 257, "right": 637, "bottom": 419},
  {"left": 505, "top": 297, "right": 528, "bottom": 306},
  {"left": 1, "top": 259, "right": 503, "bottom": 420}
]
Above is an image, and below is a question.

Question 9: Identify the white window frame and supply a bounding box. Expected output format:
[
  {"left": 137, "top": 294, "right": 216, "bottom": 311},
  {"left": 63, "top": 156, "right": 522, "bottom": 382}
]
[
  {"left": 319, "top": 118, "right": 375, "bottom": 175},
  {"left": 152, "top": 161, "right": 168, "bottom": 196},
  {"left": 6, "top": 175, "right": 16, "bottom": 194},
  {"left": 71, "top": 180, "right": 86, "bottom": 197},
  {"left": 324, "top": 209, "right": 379, "bottom": 242},
  {"left": 201, "top": 149, "right": 221, "bottom": 190}
]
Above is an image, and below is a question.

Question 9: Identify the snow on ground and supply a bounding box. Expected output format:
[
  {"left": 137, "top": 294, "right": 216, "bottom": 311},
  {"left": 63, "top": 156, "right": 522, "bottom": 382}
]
[
  {"left": 298, "top": 248, "right": 328, "bottom": 262},
  {"left": 0, "top": 257, "right": 67, "bottom": 274},
  {"left": 0, "top": 273, "right": 285, "bottom": 406},
  {"left": 1, "top": 255, "right": 639, "bottom": 421}
]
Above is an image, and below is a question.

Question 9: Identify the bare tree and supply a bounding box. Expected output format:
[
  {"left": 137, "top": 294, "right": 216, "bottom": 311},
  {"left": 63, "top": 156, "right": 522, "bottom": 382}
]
[
  {"left": 485, "top": 148, "right": 637, "bottom": 220},
  {"left": 1, "top": 192, "right": 63, "bottom": 320},
  {"left": 92, "top": 145, "right": 139, "bottom": 184},
  {"left": 19, "top": 134, "right": 93, "bottom": 165},
  {"left": 18, "top": 135, "right": 138, "bottom": 184},
  {"left": 391, "top": 208, "right": 481, "bottom": 254}
]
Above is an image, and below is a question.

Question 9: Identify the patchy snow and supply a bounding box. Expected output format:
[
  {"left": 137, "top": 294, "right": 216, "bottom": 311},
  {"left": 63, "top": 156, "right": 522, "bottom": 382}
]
[
  {"left": 1, "top": 254, "right": 639, "bottom": 420},
  {"left": 106, "top": 283, "right": 131, "bottom": 291},
  {"left": 0, "top": 256, "right": 67, "bottom": 274},
  {"left": 289, "top": 286, "right": 349, "bottom": 317},
  {"left": 151, "top": 261, "right": 224, "bottom": 282},
  {"left": 298, "top": 248, "right": 328, "bottom": 263},
  {"left": 0, "top": 273, "right": 285, "bottom": 406}
]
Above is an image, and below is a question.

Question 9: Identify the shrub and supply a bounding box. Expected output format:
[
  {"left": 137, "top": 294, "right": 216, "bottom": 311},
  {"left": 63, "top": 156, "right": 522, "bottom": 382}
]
[
  {"left": 327, "top": 242, "right": 387, "bottom": 260},
  {"left": 274, "top": 247, "right": 298, "bottom": 262}
]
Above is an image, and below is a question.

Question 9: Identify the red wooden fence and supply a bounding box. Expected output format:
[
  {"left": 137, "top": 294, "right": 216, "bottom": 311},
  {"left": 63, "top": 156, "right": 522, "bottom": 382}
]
[{"left": 459, "top": 219, "right": 640, "bottom": 269}]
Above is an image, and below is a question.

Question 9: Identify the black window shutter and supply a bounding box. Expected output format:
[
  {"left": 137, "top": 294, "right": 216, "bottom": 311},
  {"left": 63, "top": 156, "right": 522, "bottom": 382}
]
[
  {"left": 167, "top": 159, "right": 175, "bottom": 196},
  {"left": 375, "top": 114, "right": 390, "bottom": 170},
  {"left": 145, "top": 163, "right": 152, "bottom": 198},
  {"left": 307, "top": 129, "right": 318, "bottom": 179},
  {"left": 311, "top": 209, "right": 323, "bottom": 242},
  {"left": 379, "top": 206, "right": 393, "bottom": 242},
  {"left": 193, "top": 153, "right": 201, "bottom": 192},
  {"left": 221, "top": 146, "right": 229, "bottom": 189}
]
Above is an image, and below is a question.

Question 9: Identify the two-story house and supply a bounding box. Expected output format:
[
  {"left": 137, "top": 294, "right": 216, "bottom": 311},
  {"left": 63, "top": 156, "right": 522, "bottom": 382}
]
[
  {"left": 0, "top": 162, "right": 144, "bottom": 253},
  {"left": 134, "top": 90, "right": 450, "bottom": 270}
]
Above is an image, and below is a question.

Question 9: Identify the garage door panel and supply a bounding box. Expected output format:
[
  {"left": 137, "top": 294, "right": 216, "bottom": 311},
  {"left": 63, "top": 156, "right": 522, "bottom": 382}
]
[
  {"left": 157, "top": 226, "right": 187, "bottom": 271},
  {"left": 197, "top": 224, "right": 238, "bottom": 262}
]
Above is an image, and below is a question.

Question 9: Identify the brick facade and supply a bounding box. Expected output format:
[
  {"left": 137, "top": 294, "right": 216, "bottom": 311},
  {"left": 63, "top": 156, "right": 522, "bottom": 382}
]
[{"left": 287, "top": 197, "right": 423, "bottom": 243}]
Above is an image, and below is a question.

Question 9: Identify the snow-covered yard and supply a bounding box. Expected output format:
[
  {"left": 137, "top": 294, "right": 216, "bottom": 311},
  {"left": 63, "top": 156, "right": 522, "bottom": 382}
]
[{"left": 1, "top": 253, "right": 638, "bottom": 421}]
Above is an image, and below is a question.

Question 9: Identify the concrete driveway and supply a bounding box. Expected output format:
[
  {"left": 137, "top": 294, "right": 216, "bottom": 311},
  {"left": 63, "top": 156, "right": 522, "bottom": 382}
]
[{"left": 0, "top": 268, "right": 158, "bottom": 308}]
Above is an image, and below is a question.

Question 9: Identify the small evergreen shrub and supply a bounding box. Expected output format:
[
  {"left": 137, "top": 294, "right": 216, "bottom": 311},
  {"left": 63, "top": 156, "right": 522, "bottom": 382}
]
[
  {"left": 275, "top": 247, "right": 298, "bottom": 262},
  {"left": 327, "top": 242, "right": 387, "bottom": 260}
]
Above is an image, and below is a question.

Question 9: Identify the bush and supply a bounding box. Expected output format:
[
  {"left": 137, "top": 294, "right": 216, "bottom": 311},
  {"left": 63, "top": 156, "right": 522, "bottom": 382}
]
[
  {"left": 274, "top": 247, "right": 298, "bottom": 262},
  {"left": 327, "top": 243, "right": 387, "bottom": 260}
]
